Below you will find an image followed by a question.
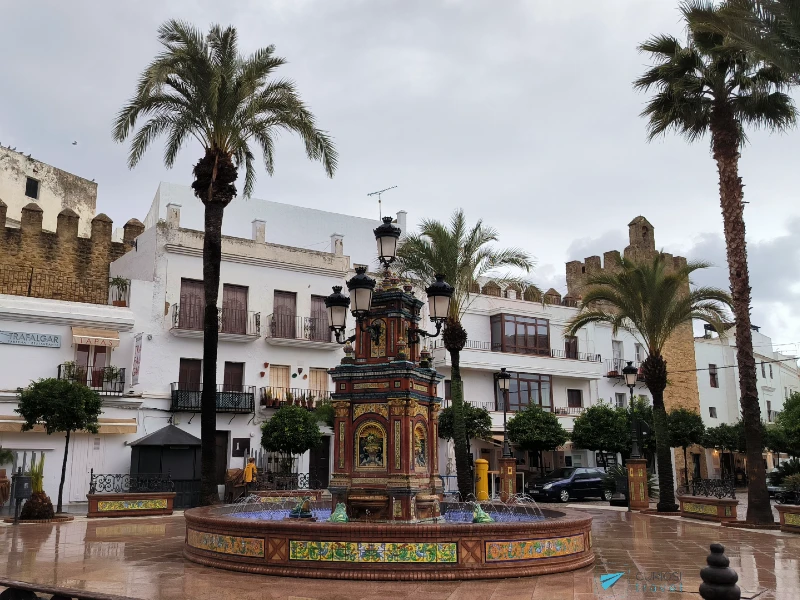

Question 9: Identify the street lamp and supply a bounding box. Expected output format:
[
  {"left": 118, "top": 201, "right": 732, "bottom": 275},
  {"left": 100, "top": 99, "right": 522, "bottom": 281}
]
[
  {"left": 374, "top": 216, "right": 401, "bottom": 267},
  {"left": 408, "top": 274, "right": 454, "bottom": 345},
  {"left": 325, "top": 267, "right": 382, "bottom": 345},
  {"left": 623, "top": 360, "right": 641, "bottom": 460},
  {"left": 495, "top": 367, "right": 512, "bottom": 459}
]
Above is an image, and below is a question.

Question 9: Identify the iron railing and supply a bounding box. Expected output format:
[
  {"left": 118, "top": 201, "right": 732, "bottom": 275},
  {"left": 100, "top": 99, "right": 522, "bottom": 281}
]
[
  {"left": 252, "top": 472, "right": 323, "bottom": 491},
  {"left": 550, "top": 349, "right": 602, "bottom": 362},
  {"left": 432, "top": 339, "right": 601, "bottom": 362},
  {"left": 57, "top": 364, "right": 126, "bottom": 395},
  {"left": 171, "top": 300, "right": 260, "bottom": 336},
  {"left": 440, "top": 398, "right": 495, "bottom": 412},
  {"left": 266, "top": 313, "right": 332, "bottom": 343},
  {"left": 0, "top": 265, "right": 122, "bottom": 306},
  {"left": 89, "top": 470, "right": 174, "bottom": 494},
  {"left": 677, "top": 478, "right": 736, "bottom": 499},
  {"left": 553, "top": 406, "right": 586, "bottom": 415},
  {"left": 169, "top": 383, "right": 256, "bottom": 413},
  {"left": 431, "top": 339, "right": 491, "bottom": 351},
  {"left": 606, "top": 359, "right": 645, "bottom": 380},
  {"left": 259, "top": 386, "right": 331, "bottom": 409}
]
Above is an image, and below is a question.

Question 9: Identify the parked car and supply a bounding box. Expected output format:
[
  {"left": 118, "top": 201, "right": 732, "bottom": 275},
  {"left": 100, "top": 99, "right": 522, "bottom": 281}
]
[
  {"left": 526, "top": 467, "right": 612, "bottom": 502},
  {"left": 767, "top": 483, "right": 784, "bottom": 498}
]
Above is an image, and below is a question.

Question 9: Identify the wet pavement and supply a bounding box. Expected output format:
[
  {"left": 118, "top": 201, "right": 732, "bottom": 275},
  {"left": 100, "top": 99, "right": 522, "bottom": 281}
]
[{"left": 0, "top": 506, "right": 799, "bottom": 600}]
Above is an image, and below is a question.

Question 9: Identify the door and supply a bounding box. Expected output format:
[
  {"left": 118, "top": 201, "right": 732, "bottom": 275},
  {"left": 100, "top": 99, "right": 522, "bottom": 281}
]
[
  {"left": 222, "top": 284, "right": 248, "bottom": 334},
  {"left": 179, "top": 279, "right": 205, "bottom": 330},
  {"left": 270, "top": 365, "right": 291, "bottom": 400},
  {"left": 308, "top": 437, "right": 331, "bottom": 489},
  {"left": 273, "top": 291, "right": 297, "bottom": 338},
  {"left": 564, "top": 336, "right": 578, "bottom": 359},
  {"left": 215, "top": 431, "right": 229, "bottom": 486},
  {"left": 309, "top": 295, "right": 330, "bottom": 342},
  {"left": 76, "top": 344, "right": 107, "bottom": 387},
  {"left": 223, "top": 361, "right": 244, "bottom": 392},
  {"left": 69, "top": 434, "right": 106, "bottom": 502},
  {"left": 612, "top": 340, "right": 624, "bottom": 371},
  {"left": 692, "top": 453, "right": 701, "bottom": 480}
]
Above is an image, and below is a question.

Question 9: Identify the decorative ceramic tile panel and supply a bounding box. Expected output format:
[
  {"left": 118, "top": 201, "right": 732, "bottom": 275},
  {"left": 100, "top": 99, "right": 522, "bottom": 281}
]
[
  {"left": 485, "top": 534, "right": 585, "bottom": 562},
  {"left": 289, "top": 540, "right": 457, "bottom": 563},
  {"left": 353, "top": 403, "right": 389, "bottom": 420},
  {"left": 394, "top": 420, "right": 401, "bottom": 469},
  {"left": 683, "top": 502, "right": 718, "bottom": 516},
  {"left": 785, "top": 512, "right": 800, "bottom": 527},
  {"left": 339, "top": 422, "right": 345, "bottom": 469},
  {"left": 97, "top": 499, "right": 167, "bottom": 512},
  {"left": 187, "top": 529, "right": 265, "bottom": 557}
]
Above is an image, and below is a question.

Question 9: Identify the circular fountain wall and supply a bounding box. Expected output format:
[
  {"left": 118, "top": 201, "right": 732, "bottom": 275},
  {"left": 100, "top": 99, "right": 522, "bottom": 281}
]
[{"left": 183, "top": 500, "right": 594, "bottom": 580}]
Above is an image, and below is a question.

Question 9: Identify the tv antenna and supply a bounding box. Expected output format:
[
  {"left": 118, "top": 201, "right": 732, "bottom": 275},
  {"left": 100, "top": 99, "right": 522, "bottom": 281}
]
[{"left": 367, "top": 186, "right": 397, "bottom": 219}]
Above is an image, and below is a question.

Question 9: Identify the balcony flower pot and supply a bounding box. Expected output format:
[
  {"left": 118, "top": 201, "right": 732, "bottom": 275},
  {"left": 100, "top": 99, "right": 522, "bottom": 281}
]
[
  {"left": 112, "top": 300, "right": 127, "bottom": 307},
  {"left": 607, "top": 370, "right": 618, "bottom": 377},
  {"left": 109, "top": 276, "right": 129, "bottom": 307}
]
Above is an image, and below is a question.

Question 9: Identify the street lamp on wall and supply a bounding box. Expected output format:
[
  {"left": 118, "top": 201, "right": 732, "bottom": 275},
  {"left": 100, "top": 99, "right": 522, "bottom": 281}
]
[
  {"left": 622, "top": 361, "right": 641, "bottom": 460},
  {"left": 495, "top": 367, "right": 512, "bottom": 459},
  {"left": 408, "top": 274, "right": 454, "bottom": 345}
]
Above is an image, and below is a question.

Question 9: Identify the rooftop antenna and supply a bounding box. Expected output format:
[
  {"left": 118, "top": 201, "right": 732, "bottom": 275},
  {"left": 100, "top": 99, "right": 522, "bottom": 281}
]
[{"left": 367, "top": 186, "right": 397, "bottom": 219}]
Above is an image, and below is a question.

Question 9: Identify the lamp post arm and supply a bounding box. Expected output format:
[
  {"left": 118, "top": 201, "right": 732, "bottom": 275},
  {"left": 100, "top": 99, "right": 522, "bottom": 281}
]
[{"left": 407, "top": 320, "right": 443, "bottom": 346}]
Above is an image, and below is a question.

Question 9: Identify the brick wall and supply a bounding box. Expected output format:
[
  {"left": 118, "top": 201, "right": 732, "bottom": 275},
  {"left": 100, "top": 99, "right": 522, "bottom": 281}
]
[{"left": 0, "top": 201, "right": 144, "bottom": 304}]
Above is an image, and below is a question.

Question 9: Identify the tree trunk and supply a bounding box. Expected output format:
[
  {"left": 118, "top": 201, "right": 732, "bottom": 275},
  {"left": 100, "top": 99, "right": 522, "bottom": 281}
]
[
  {"left": 57, "top": 429, "right": 70, "bottom": 514},
  {"left": 200, "top": 201, "right": 225, "bottom": 506},
  {"left": 710, "top": 106, "right": 772, "bottom": 524},
  {"left": 683, "top": 447, "right": 689, "bottom": 488},
  {"left": 641, "top": 354, "right": 678, "bottom": 511},
  {"left": 443, "top": 318, "right": 472, "bottom": 499}
]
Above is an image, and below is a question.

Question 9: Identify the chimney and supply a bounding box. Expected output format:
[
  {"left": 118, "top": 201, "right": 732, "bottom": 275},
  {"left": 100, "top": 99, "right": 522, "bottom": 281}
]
[
  {"left": 396, "top": 210, "right": 407, "bottom": 236},
  {"left": 331, "top": 233, "right": 344, "bottom": 256},
  {"left": 166, "top": 203, "right": 181, "bottom": 228},
  {"left": 252, "top": 219, "right": 266, "bottom": 244}
]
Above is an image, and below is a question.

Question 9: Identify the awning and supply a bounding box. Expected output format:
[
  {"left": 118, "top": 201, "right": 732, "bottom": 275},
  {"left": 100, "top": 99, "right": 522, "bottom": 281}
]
[
  {"left": 0, "top": 416, "right": 136, "bottom": 434},
  {"left": 72, "top": 327, "right": 120, "bottom": 348}
]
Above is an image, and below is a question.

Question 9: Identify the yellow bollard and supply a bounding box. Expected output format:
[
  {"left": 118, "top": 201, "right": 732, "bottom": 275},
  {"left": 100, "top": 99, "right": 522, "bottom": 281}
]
[{"left": 475, "top": 458, "right": 489, "bottom": 501}]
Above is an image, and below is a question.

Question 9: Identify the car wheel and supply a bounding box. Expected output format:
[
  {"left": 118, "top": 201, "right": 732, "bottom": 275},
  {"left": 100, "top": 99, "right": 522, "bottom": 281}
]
[
  {"left": 603, "top": 490, "right": 613, "bottom": 501},
  {"left": 559, "top": 489, "right": 570, "bottom": 503}
]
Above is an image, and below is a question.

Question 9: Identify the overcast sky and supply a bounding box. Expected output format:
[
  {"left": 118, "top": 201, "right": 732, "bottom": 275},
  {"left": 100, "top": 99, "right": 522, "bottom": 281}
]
[{"left": 2, "top": 1, "right": 798, "bottom": 354}]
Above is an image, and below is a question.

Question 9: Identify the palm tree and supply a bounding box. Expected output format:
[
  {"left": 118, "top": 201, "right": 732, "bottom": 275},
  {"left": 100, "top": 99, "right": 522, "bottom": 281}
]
[
  {"left": 397, "top": 209, "right": 534, "bottom": 498},
  {"left": 634, "top": 3, "right": 795, "bottom": 523},
  {"left": 113, "top": 21, "right": 337, "bottom": 505},
  {"left": 565, "top": 255, "right": 731, "bottom": 512},
  {"left": 684, "top": 0, "right": 800, "bottom": 76}
]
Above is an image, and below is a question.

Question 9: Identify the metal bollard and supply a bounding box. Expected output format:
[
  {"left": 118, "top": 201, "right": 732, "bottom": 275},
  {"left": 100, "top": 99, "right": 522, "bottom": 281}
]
[{"left": 699, "top": 543, "right": 740, "bottom": 600}]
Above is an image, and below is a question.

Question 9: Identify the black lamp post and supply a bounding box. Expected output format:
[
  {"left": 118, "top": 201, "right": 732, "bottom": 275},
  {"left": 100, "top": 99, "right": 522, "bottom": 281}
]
[
  {"left": 325, "top": 267, "right": 382, "bottom": 345},
  {"left": 623, "top": 361, "right": 641, "bottom": 460},
  {"left": 495, "top": 367, "right": 512, "bottom": 459},
  {"left": 408, "top": 274, "right": 454, "bottom": 345},
  {"left": 374, "top": 216, "right": 401, "bottom": 267}
]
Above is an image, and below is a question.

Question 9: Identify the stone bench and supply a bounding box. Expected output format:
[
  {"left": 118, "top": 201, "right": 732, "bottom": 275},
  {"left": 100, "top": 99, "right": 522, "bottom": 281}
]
[
  {"left": 87, "top": 492, "right": 176, "bottom": 518},
  {"left": 776, "top": 504, "right": 800, "bottom": 533},
  {"left": 677, "top": 495, "right": 738, "bottom": 523}
]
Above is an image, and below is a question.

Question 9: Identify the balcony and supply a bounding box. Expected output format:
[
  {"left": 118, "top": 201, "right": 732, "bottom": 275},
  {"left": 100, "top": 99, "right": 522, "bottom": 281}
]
[
  {"left": 553, "top": 406, "right": 586, "bottom": 416},
  {"left": 265, "top": 314, "right": 338, "bottom": 350},
  {"left": 57, "top": 364, "right": 126, "bottom": 396},
  {"left": 169, "top": 302, "right": 261, "bottom": 342},
  {"left": 605, "top": 359, "right": 645, "bottom": 381},
  {"left": 169, "top": 383, "right": 255, "bottom": 413},
  {"left": 440, "top": 398, "right": 495, "bottom": 411},
  {"left": 259, "top": 386, "right": 332, "bottom": 410}
]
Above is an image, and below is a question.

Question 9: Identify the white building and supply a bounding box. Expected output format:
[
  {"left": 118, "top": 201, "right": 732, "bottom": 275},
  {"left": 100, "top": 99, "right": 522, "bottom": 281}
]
[
  {"left": 695, "top": 324, "right": 800, "bottom": 475},
  {"left": 432, "top": 282, "right": 652, "bottom": 491},
  {"left": 0, "top": 145, "right": 97, "bottom": 236}
]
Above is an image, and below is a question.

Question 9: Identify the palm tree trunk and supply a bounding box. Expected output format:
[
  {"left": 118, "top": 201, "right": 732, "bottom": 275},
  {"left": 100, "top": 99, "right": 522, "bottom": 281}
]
[
  {"left": 449, "top": 351, "right": 473, "bottom": 498},
  {"left": 641, "top": 354, "right": 678, "bottom": 511},
  {"left": 57, "top": 429, "right": 70, "bottom": 514},
  {"left": 683, "top": 447, "right": 689, "bottom": 488},
  {"left": 711, "top": 106, "right": 772, "bottom": 524},
  {"left": 200, "top": 200, "right": 224, "bottom": 506}
]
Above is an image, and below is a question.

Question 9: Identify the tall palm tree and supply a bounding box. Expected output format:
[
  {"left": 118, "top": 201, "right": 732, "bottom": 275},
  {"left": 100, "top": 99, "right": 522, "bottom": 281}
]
[
  {"left": 397, "top": 210, "right": 534, "bottom": 498},
  {"left": 634, "top": 4, "right": 795, "bottom": 523},
  {"left": 685, "top": 0, "right": 800, "bottom": 76},
  {"left": 565, "top": 255, "right": 731, "bottom": 512},
  {"left": 113, "top": 21, "right": 337, "bottom": 505}
]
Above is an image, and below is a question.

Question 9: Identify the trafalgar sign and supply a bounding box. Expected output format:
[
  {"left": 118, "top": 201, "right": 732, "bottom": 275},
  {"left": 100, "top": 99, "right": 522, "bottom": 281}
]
[{"left": 0, "top": 330, "right": 61, "bottom": 348}]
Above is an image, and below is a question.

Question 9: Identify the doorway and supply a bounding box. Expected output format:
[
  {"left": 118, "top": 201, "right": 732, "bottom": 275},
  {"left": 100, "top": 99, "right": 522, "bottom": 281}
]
[
  {"left": 308, "top": 437, "right": 331, "bottom": 489},
  {"left": 215, "top": 431, "right": 229, "bottom": 486}
]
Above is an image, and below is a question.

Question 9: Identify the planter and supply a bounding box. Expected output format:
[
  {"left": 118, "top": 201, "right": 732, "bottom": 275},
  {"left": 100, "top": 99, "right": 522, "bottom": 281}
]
[
  {"left": 112, "top": 300, "right": 127, "bottom": 307},
  {"left": 87, "top": 492, "right": 176, "bottom": 518},
  {"left": 677, "top": 495, "right": 738, "bottom": 523},
  {"left": 776, "top": 504, "right": 800, "bottom": 534},
  {"left": 253, "top": 490, "right": 324, "bottom": 503}
]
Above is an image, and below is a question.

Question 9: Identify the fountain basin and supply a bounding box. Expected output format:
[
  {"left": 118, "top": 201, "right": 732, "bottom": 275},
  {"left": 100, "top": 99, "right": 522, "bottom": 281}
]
[{"left": 183, "top": 504, "right": 594, "bottom": 580}]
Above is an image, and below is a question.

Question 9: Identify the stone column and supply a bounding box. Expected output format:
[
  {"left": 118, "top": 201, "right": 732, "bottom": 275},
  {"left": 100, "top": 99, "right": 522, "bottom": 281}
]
[
  {"left": 329, "top": 401, "right": 351, "bottom": 508},
  {"left": 626, "top": 458, "right": 649, "bottom": 510}
]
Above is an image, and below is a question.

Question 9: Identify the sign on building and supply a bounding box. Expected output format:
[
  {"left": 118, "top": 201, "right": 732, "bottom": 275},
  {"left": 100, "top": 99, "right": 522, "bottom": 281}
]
[
  {"left": 0, "top": 330, "right": 61, "bottom": 348},
  {"left": 131, "top": 333, "right": 143, "bottom": 385}
]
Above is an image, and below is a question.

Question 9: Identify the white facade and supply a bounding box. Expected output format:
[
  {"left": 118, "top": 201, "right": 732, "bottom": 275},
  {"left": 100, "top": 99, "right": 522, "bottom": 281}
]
[{"left": 0, "top": 146, "right": 97, "bottom": 236}]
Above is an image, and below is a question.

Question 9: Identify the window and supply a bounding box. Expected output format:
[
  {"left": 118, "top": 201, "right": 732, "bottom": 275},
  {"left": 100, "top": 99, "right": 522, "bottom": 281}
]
[
  {"left": 564, "top": 455, "right": 573, "bottom": 467},
  {"left": 76, "top": 344, "right": 108, "bottom": 387},
  {"left": 564, "top": 336, "right": 578, "bottom": 359},
  {"left": 709, "top": 407, "right": 717, "bottom": 419},
  {"left": 767, "top": 400, "right": 773, "bottom": 422},
  {"left": 571, "top": 454, "right": 583, "bottom": 467},
  {"left": 494, "top": 371, "right": 552, "bottom": 412},
  {"left": 273, "top": 291, "right": 297, "bottom": 338},
  {"left": 634, "top": 343, "right": 645, "bottom": 363},
  {"left": 709, "top": 364, "right": 719, "bottom": 388},
  {"left": 223, "top": 362, "right": 244, "bottom": 392},
  {"left": 25, "top": 177, "right": 39, "bottom": 199},
  {"left": 490, "top": 314, "right": 550, "bottom": 356},
  {"left": 221, "top": 284, "right": 248, "bottom": 334},
  {"left": 761, "top": 362, "right": 766, "bottom": 378},
  {"left": 567, "top": 389, "right": 582, "bottom": 408},
  {"left": 444, "top": 380, "right": 452, "bottom": 400},
  {"left": 178, "top": 278, "right": 204, "bottom": 330},
  {"left": 178, "top": 358, "right": 202, "bottom": 390},
  {"left": 309, "top": 368, "right": 330, "bottom": 396},
  {"left": 615, "top": 393, "right": 627, "bottom": 409},
  {"left": 269, "top": 365, "right": 290, "bottom": 393},
  {"left": 611, "top": 340, "right": 624, "bottom": 370},
  {"left": 769, "top": 363, "right": 773, "bottom": 379},
  {"left": 787, "top": 387, "right": 790, "bottom": 399},
  {"left": 309, "top": 295, "right": 331, "bottom": 342}
]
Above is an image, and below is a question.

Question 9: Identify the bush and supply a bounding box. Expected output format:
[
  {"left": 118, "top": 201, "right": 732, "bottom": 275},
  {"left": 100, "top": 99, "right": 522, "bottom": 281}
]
[
  {"left": 769, "top": 458, "right": 800, "bottom": 486},
  {"left": 784, "top": 473, "right": 800, "bottom": 492},
  {"left": 261, "top": 405, "right": 322, "bottom": 472}
]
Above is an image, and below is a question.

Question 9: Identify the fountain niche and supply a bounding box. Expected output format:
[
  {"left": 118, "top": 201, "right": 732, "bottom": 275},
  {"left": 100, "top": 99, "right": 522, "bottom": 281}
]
[{"left": 184, "top": 265, "right": 594, "bottom": 580}]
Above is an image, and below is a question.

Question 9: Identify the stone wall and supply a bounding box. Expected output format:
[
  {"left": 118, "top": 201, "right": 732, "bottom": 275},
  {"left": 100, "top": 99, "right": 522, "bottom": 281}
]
[{"left": 0, "top": 201, "right": 143, "bottom": 304}]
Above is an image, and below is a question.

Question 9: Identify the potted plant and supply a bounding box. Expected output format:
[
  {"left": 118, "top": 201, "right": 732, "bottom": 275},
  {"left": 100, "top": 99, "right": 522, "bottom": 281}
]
[
  {"left": 306, "top": 394, "right": 316, "bottom": 410},
  {"left": 261, "top": 387, "right": 273, "bottom": 407},
  {"left": 284, "top": 390, "right": 294, "bottom": 408},
  {"left": 20, "top": 454, "right": 55, "bottom": 520},
  {"left": 104, "top": 365, "right": 122, "bottom": 384},
  {"left": 61, "top": 361, "right": 77, "bottom": 380},
  {"left": 110, "top": 276, "right": 129, "bottom": 307}
]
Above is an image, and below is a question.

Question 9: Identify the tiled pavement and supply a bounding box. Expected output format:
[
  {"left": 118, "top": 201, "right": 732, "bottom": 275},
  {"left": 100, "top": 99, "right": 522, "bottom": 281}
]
[{"left": 1, "top": 506, "right": 799, "bottom": 600}]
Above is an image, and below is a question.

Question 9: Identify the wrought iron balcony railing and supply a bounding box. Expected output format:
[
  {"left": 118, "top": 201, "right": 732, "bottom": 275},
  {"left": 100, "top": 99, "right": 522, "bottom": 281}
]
[
  {"left": 169, "top": 383, "right": 256, "bottom": 413},
  {"left": 431, "top": 339, "right": 601, "bottom": 362},
  {"left": 89, "top": 469, "right": 174, "bottom": 494},
  {"left": 57, "top": 364, "right": 126, "bottom": 395},
  {"left": 171, "top": 300, "right": 260, "bottom": 337},
  {"left": 259, "top": 386, "right": 332, "bottom": 409},
  {"left": 266, "top": 313, "right": 332, "bottom": 343},
  {"left": 606, "top": 358, "right": 645, "bottom": 380}
]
